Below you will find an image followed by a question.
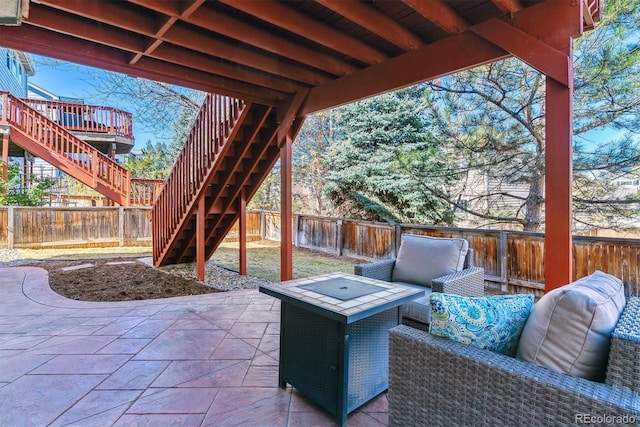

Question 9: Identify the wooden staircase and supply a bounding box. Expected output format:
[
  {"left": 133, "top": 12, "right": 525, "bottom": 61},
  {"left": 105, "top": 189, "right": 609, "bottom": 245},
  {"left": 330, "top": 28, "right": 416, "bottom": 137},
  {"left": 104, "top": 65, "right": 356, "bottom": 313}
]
[
  {"left": 152, "top": 94, "right": 280, "bottom": 266},
  {"left": 0, "top": 92, "right": 130, "bottom": 205}
]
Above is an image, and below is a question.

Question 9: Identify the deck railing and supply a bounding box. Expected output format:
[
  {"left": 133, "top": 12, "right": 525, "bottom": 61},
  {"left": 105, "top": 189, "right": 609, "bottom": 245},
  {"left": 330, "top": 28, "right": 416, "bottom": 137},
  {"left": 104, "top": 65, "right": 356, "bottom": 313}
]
[
  {"left": 1, "top": 92, "right": 130, "bottom": 204},
  {"left": 583, "top": 0, "right": 601, "bottom": 30},
  {"left": 130, "top": 178, "right": 164, "bottom": 206},
  {"left": 21, "top": 97, "right": 134, "bottom": 139},
  {"left": 152, "top": 94, "right": 245, "bottom": 262}
]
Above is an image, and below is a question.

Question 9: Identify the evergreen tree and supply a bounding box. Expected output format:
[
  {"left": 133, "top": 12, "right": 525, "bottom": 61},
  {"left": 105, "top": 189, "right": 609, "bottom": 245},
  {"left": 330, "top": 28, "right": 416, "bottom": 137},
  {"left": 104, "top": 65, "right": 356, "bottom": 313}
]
[{"left": 325, "top": 88, "right": 456, "bottom": 224}]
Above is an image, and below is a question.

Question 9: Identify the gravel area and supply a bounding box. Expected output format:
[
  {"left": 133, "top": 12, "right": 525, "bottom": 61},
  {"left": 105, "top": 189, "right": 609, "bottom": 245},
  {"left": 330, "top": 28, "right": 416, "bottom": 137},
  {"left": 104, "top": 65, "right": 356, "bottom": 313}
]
[
  {"left": 0, "top": 248, "right": 21, "bottom": 266},
  {"left": 158, "top": 260, "right": 276, "bottom": 291}
]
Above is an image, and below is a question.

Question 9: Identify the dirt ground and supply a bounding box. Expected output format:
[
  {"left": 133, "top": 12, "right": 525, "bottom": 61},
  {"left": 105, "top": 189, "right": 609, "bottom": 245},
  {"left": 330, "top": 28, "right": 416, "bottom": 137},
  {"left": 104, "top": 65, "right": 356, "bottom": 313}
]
[
  {"left": 31, "top": 258, "right": 222, "bottom": 302},
  {"left": 11, "top": 242, "right": 362, "bottom": 303}
]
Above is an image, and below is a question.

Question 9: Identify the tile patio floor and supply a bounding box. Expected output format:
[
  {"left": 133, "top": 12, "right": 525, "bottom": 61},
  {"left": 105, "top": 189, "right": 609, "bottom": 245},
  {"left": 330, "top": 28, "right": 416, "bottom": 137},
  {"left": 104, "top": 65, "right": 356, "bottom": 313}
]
[{"left": 0, "top": 267, "right": 388, "bottom": 426}]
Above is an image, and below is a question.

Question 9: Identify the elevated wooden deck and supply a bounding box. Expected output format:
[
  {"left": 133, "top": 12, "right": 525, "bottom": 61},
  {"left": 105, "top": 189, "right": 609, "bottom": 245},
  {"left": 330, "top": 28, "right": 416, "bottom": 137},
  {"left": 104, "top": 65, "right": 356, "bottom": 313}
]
[{"left": 1, "top": 92, "right": 131, "bottom": 206}]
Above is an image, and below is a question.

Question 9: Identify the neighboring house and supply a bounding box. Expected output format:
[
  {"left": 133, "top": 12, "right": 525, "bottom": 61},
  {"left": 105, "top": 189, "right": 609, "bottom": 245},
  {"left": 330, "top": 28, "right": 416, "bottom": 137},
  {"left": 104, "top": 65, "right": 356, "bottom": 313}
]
[
  {"left": 27, "top": 82, "right": 83, "bottom": 103},
  {"left": 611, "top": 175, "right": 640, "bottom": 198},
  {"left": 454, "top": 166, "right": 640, "bottom": 237},
  {"left": 0, "top": 47, "right": 33, "bottom": 97},
  {"left": 453, "top": 167, "right": 535, "bottom": 229}
]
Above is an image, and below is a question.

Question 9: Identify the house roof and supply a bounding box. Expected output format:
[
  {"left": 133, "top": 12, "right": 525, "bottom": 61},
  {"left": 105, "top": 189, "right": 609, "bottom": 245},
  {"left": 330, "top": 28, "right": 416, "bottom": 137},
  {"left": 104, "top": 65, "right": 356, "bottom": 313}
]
[
  {"left": 0, "top": 0, "right": 599, "bottom": 115},
  {"left": 14, "top": 50, "right": 34, "bottom": 76}
]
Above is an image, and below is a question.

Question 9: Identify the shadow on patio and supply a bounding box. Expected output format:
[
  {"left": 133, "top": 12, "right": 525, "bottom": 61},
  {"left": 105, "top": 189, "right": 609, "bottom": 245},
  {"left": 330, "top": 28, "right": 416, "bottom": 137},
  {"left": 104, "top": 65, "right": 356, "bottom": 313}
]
[{"left": 0, "top": 267, "right": 387, "bottom": 426}]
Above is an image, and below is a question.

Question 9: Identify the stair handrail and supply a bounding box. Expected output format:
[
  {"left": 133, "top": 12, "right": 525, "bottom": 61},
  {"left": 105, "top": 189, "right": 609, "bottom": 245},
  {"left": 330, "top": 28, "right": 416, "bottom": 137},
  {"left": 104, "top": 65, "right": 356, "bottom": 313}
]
[
  {"left": 1, "top": 91, "right": 131, "bottom": 204},
  {"left": 152, "top": 93, "right": 245, "bottom": 262}
]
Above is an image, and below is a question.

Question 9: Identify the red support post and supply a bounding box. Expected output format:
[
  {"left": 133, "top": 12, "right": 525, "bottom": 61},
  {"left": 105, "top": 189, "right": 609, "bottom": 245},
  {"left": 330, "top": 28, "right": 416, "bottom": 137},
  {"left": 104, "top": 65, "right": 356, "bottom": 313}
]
[
  {"left": 544, "top": 70, "right": 574, "bottom": 291},
  {"left": 1, "top": 133, "right": 8, "bottom": 184},
  {"left": 196, "top": 197, "right": 206, "bottom": 281},
  {"left": 239, "top": 189, "right": 247, "bottom": 276},
  {"left": 280, "top": 132, "right": 293, "bottom": 281}
]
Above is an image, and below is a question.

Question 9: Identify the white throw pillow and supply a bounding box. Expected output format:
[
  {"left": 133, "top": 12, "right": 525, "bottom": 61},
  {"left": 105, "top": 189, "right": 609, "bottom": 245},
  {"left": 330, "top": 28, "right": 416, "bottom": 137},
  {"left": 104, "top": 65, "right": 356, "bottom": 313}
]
[
  {"left": 516, "top": 271, "right": 626, "bottom": 382},
  {"left": 391, "top": 235, "right": 468, "bottom": 287}
]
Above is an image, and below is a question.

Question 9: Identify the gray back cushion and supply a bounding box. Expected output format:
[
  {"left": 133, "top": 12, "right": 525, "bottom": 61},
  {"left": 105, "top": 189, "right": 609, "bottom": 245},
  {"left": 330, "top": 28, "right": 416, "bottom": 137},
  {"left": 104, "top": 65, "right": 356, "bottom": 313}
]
[
  {"left": 516, "top": 270, "right": 626, "bottom": 382},
  {"left": 391, "top": 235, "right": 469, "bottom": 287}
]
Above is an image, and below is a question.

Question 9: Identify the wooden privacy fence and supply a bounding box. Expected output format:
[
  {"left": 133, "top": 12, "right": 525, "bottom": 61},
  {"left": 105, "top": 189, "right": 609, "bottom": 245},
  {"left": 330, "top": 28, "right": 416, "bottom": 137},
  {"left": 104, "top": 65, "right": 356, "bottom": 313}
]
[
  {"left": 264, "top": 211, "right": 640, "bottom": 297},
  {"left": 1, "top": 207, "right": 639, "bottom": 296},
  {"left": 0, "top": 206, "right": 152, "bottom": 249}
]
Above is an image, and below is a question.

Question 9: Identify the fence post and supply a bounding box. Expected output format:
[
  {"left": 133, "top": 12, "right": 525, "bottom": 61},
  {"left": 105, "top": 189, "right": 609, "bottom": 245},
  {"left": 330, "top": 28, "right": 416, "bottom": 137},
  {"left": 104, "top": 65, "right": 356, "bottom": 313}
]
[
  {"left": 7, "top": 206, "right": 14, "bottom": 249},
  {"left": 336, "top": 219, "right": 344, "bottom": 256},
  {"left": 499, "top": 229, "right": 508, "bottom": 292},
  {"left": 294, "top": 214, "right": 301, "bottom": 247},
  {"left": 260, "top": 210, "right": 266, "bottom": 240},
  {"left": 118, "top": 207, "right": 125, "bottom": 247}
]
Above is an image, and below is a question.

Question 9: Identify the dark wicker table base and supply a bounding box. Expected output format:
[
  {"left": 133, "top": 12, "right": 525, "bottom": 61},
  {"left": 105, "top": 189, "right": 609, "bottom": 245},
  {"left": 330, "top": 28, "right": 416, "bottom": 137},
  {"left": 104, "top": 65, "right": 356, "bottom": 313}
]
[{"left": 279, "top": 303, "right": 399, "bottom": 427}]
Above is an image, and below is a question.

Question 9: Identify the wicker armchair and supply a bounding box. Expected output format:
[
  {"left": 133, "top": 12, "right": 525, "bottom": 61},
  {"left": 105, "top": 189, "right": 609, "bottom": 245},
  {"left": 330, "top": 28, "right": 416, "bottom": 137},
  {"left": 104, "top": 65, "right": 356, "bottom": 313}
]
[
  {"left": 354, "top": 236, "right": 484, "bottom": 325},
  {"left": 354, "top": 249, "right": 483, "bottom": 295},
  {"left": 388, "top": 297, "right": 640, "bottom": 426}
]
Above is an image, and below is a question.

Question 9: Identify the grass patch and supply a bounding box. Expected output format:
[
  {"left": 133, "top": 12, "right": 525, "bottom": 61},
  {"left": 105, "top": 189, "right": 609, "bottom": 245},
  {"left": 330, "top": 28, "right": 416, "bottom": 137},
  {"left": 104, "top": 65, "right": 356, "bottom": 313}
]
[{"left": 212, "top": 240, "right": 362, "bottom": 281}]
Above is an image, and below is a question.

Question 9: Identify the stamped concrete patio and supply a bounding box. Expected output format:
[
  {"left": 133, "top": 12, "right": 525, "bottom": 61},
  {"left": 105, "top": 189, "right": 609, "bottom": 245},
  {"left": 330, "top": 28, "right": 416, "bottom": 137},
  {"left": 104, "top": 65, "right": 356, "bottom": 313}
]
[{"left": 0, "top": 267, "right": 387, "bottom": 426}]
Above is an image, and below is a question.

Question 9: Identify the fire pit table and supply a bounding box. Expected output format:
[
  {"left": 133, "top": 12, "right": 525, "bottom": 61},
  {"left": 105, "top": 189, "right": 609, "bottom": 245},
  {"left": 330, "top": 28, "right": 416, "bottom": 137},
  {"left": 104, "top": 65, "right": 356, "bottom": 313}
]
[{"left": 259, "top": 272, "right": 423, "bottom": 427}]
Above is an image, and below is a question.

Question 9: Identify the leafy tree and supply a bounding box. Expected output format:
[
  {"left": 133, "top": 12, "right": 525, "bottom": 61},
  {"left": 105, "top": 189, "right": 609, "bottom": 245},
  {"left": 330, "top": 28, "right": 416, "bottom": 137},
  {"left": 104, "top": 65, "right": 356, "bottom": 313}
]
[
  {"left": 424, "top": 0, "right": 640, "bottom": 231},
  {"left": 0, "top": 163, "right": 54, "bottom": 206},
  {"left": 249, "top": 112, "right": 337, "bottom": 215},
  {"left": 292, "top": 112, "right": 337, "bottom": 215},
  {"left": 122, "top": 140, "right": 172, "bottom": 179},
  {"left": 570, "top": 0, "right": 640, "bottom": 232}
]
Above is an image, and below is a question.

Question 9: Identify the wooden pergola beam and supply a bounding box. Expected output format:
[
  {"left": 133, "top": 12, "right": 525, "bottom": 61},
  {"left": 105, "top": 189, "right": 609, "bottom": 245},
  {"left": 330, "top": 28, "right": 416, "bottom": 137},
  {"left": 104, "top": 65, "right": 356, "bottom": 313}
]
[
  {"left": 491, "top": 0, "right": 524, "bottom": 14},
  {"left": 130, "top": 0, "right": 357, "bottom": 77},
  {"left": 164, "top": 25, "right": 327, "bottom": 86},
  {"left": 26, "top": 6, "right": 303, "bottom": 94},
  {"left": 220, "top": 0, "right": 388, "bottom": 66},
  {"left": 1, "top": 133, "right": 8, "bottom": 185},
  {"left": 316, "top": 0, "right": 424, "bottom": 51},
  {"left": 196, "top": 197, "right": 205, "bottom": 281},
  {"left": 402, "top": 0, "right": 470, "bottom": 33},
  {"left": 37, "top": 0, "right": 330, "bottom": 87},
  {"left": 239, "top": 190, "right": 247, "bottom": 276},
  {"left": 38, "top": 0, "right": 158, "bottom": 34},
  {"left": 545, "top": 76, "right": 574, "bottom": 290},
  {"left": 302, "top": 0, "right": 583, "bottom": 116},
  {"left": 470, "top": 19, "right": 570, "bottom": 86},
  {"left": 301, "top": 32, "right": 508, "bottom": 115},
  {"left": 280, "top": 132, "right": 293, "bottom": 282}
]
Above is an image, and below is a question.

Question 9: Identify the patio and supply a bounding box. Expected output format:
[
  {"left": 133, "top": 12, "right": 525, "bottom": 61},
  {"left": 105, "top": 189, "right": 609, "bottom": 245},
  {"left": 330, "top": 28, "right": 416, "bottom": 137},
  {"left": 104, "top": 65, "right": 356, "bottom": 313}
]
[{"left": 0, "top": 266, "right": 387, "bottom": 426}]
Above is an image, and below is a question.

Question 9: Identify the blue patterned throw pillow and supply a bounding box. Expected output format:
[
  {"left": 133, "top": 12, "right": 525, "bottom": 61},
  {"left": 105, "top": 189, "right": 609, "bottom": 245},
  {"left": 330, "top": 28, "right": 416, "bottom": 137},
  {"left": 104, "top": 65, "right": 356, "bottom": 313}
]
[{"left": 429, "top": 293, "right": 534, "bottom": 356}]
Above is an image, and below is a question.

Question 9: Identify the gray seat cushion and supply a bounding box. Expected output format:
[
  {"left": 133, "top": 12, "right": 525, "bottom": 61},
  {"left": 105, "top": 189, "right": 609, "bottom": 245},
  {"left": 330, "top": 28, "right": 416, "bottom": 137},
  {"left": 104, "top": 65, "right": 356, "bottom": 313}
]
[
  {"left": 392, "top": 281, "right": 433, "bottom": 324},
  {"left": 391, "top": 235, "right": 468, "bottom": 287}
]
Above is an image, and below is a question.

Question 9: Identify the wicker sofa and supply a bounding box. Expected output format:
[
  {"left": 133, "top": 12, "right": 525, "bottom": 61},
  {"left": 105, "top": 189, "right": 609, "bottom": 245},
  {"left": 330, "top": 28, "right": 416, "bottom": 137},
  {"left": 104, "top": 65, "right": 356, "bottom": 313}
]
[
  {"left": 388, "top": 297, "right": 640, "bottom": 426},
  {"left": 354, "top": 235, "right": 484, "bottom": 326}
]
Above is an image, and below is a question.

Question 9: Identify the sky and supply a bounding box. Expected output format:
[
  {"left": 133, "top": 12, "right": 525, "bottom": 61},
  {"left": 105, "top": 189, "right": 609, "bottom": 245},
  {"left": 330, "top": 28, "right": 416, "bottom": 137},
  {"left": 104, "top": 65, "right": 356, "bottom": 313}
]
[{"left": 28, "top": 55, "right": 163, "bottom": 149}]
